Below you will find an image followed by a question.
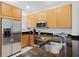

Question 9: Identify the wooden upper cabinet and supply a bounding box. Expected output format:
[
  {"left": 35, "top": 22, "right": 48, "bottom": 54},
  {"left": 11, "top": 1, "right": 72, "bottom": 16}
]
[
  {"left": 0, "top": 2, "right": 22, "bottom": 20},
  {"left": 56, "top": 4, "right": 72, "bottom": 28},
  {"left": 27, "top": 13, "right": 38, "bottom": 28},
  {"left": 11, "top": 6, "right": 22, "bottom": 20},
  {"left": 39, "top": 12, "right": 47, "bottom": 21},
  {"left": 2, "top": 2, "right": 12, "bottom": 17},
  {"left": 46, "top": 8, "right": 57, "bottom": 28},
  {"left": 27, "top": 4, "right": 72, "bottom": 28}
]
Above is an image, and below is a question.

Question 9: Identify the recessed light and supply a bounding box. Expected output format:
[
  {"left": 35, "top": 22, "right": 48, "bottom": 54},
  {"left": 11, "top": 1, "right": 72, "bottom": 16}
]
[{"left": 26, "top": 6, "right": 30, "bottom": 9}]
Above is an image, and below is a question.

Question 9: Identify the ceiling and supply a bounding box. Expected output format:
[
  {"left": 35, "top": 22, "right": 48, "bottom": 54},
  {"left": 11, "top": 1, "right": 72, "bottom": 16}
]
[{"left": 3, "top": 1, "right": 72, "bottom": 14}]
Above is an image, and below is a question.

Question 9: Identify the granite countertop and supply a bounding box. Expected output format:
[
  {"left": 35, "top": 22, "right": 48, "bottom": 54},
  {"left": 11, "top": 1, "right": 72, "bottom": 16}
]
[
  {"left": 19, "top": 46, "right": 64, "bottom": 57},
  {"left": 22, "top": 31, "right": 53, "bottom": 36}
]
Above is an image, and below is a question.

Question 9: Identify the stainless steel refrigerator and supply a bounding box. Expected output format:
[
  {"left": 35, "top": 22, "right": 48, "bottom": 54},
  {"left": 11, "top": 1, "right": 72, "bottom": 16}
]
[{"left": 0, "top": 18, "right": 21, "bottom": 57}]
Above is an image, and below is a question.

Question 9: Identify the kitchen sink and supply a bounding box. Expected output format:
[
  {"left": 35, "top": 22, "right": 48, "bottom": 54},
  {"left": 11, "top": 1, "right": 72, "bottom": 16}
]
[{"left": 40, "top": 42, "right": 63, "bottom": 54}]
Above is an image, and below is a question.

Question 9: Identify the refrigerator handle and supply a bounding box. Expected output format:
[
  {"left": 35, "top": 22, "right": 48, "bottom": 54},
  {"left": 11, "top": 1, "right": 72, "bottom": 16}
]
[
  {"left": 10, "top": 26, "right": 14, "bottom": 43},
  {"left": 10, "top": 39, "right": 14, "bottom": 43}
]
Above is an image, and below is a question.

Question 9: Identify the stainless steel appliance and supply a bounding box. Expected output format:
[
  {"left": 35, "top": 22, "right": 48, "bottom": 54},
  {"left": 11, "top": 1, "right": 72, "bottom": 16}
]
[
  {"left": 0, "top": 18, "right": 21, "bottom": 57},
  {"left": 36, "top": 20, "right": 47, "bottom": 28}
]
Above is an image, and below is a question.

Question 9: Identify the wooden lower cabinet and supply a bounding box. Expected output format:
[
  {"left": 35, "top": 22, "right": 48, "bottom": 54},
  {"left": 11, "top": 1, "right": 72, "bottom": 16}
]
[
  {"left": 21, "top": 34, "right": 35, "bottom": 48},
  {"left": 21, "top": 35, "right": 29, "bottom": 48},
  {"left": 29, "top": 35, "right": 35, "bottom": 46}
]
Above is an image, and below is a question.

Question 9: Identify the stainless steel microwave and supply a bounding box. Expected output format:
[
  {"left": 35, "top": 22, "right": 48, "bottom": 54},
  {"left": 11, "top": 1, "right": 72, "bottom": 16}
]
[{"left": 36, "top": 22, "right": 47, "bottom": 28}]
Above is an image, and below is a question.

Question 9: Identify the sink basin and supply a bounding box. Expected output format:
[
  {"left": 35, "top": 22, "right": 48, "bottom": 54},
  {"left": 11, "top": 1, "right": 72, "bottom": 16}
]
[{"left": 44, "top": 42, "right": 63, "bottom": 54}]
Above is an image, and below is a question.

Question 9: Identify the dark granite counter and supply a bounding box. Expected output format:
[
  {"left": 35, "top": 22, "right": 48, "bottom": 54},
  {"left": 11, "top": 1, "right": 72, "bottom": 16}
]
[
  {"left": 71, "top": 35, "right": 79, "bottom": 41},
  {"left": 22, "top": 31, "right": 53, "bottom": 36},
  {"left": 18, "top": 46, "right": 64, "bottom": 57}
]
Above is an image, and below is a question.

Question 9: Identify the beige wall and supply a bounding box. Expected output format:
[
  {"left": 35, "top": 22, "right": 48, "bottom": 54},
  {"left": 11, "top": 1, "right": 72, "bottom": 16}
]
[{"left": 72, "top": 2, "right": 79, "bottom": 35}]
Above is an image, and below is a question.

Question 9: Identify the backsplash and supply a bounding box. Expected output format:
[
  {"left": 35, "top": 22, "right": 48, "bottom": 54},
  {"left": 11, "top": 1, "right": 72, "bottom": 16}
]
[{"left": 28, "top": 28, "right": 72, "bottom": 34}]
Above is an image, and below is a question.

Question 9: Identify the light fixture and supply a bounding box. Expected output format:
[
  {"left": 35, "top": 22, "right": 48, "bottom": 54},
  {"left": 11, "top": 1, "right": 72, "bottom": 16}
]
[{"left": 26, "top": 5, "right": 30, "bottom": 9}]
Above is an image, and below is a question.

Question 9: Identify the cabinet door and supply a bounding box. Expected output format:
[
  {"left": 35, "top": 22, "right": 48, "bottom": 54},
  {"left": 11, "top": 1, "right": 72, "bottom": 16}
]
[
  {"left": 27, "top": 13, "right": 38, "bottom": 28},
  {"left": 39, "top": 12, "right": 47, "bottom": 21},
  {"left": 11, "top": 6, "right": 22, "bottom": 20},
  {"left": 29, "top": 35, "right": 35, "bottom": 46},
  {"left": 2, "top": 2, "right": 12, "bottom": 17},
  {"left": 25, "top": 35, "right": 29, "bottom": 47},
  {"left": 21, "top": 36, "right": 25, "bottom": 48},
  {"left": 56, "top": 4, "right": 72, "bottom": 28},
  {"left": 45, "top": 8, "right": 57, "bottom": 28},
  {"left": 21, "top": 35, "right": 29, "bottom": 48}
]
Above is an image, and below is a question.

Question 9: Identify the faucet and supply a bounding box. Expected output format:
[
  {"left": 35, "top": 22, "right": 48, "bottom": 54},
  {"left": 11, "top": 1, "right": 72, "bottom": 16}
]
[{"left": 38, "top": 30, "right": 41, "bottom": 36}]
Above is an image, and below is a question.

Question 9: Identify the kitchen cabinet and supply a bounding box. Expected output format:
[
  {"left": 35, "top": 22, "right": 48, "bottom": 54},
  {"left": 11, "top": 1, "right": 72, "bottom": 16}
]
[
  {"left": 38, "top": 12, "right": 47, "bottom": 21},
  {"left": 45, "top": 8, "right": 57, "bottom": 28},
  {"left": 27, "top": 13, "right": 39, "bottom": 28},
  {"left": 27, "top": 9, "right": 57, "bottom": 28},
  {"left": 29, "top": 35, "right": 35, "bottom": 46},
  {"left": 27, "top": 4, "right": 72, "bottom": 28},
  {"left": 21, "top": 34, "right": 29, "bottom": 48},
  {"left": 56, "top": 4, "right": 72, "bottom": 28},
  {"left": 0, "top": 2, "right": 22, "bottom": 20},
  {"left": 2, "top": 2, "right": 12, "bottom": 17},
  {"left": 21, "top": 34, "right": 35, "bottom": 48},
  {"left": 11, "top": 6, "right": 22, "bottom": 20}
]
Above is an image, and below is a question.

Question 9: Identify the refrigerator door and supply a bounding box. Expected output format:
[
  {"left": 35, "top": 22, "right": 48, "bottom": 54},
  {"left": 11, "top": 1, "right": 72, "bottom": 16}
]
[
  {"left": 12, "top": 20, "right": 21, "bottom": 54},
  {"left": 2, "top": 19, "right": 12, "bottom": 57}
]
